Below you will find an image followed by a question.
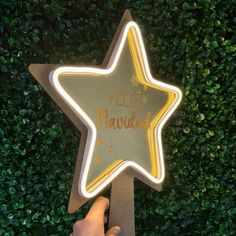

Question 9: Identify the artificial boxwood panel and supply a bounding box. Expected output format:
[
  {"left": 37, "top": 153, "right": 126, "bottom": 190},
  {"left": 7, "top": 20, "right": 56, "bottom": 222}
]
[{"left": 0, "top": 0, "right": 235, "bottom": 235}]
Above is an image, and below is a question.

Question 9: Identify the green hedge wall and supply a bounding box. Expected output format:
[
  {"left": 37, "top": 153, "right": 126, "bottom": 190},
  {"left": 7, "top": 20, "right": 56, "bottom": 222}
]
[{"left": 1, "top": 0, "right": 235, "bottom": 235}]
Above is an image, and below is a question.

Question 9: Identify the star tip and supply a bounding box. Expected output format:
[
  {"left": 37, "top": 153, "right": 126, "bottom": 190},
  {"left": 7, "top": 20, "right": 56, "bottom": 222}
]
[
  {"left": 28, "top": 64, "right": 35, "bottom": 72},
  {"left": 28, "top": 64, "right": 40, "bottom": 76},
  {"left": 122, "top": 9, "right": 132, "bottom": 22},
  {"left": 176, "top": 87, "right": 183, "bottom": 101},
  {"left": 28, "top": 64, "right": 42, "bottom": 73},
  {"left": 67, "top": 206, "right": 75, "bottom": 214},
  {"left": 124, "top": 9, "right": 132, "bottom": 17}
]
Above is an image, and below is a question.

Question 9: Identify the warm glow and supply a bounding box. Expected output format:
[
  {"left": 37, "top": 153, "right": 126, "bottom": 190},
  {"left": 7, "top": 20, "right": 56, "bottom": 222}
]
[{"left": 49, "top": 21, "right": 182, "bottom": 199}]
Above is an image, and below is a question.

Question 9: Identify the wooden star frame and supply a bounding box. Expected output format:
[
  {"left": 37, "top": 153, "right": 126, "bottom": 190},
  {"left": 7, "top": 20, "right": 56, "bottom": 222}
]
[{"left": 29, "top": 10, "right": 182, "bottom": 236}]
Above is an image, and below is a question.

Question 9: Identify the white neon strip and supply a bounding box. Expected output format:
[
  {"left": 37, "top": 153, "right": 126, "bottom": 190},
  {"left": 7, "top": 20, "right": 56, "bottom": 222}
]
[{"left": 49, "top": 21, "right": 182, "bottom": 198}]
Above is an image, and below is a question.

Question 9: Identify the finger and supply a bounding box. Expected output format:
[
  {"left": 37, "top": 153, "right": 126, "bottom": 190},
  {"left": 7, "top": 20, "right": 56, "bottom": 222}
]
[
  {"left": 106, "top": 226, "right": 121, "bottom": 236},
  {"left": 86, "top": 196, "right": 109, "bottom": 220}
]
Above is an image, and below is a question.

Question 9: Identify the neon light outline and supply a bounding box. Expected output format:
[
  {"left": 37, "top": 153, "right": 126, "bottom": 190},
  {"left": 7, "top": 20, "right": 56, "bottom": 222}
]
[{"left": 49, "top": 21, "right": 182, "bottom": 198}]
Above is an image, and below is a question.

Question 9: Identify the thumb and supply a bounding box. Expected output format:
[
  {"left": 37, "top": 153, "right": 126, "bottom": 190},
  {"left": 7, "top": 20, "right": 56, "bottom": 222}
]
[{"left": 106, "top": 226, "right": 121, "bottom": 236}]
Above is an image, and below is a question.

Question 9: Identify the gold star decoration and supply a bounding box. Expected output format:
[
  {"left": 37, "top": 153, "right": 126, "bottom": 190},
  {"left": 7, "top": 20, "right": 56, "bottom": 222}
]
[
  {"left": 29, "top": 10, "right": 182, "bottom": 213},
  {"left": 106, "top": 142, "right": 116, "bottom": 156},
  {"left": 93, "top": 155, "right": 102, "bottom": 165},
  {"left": 96, "top": 137, "right": 104, "bottom": 146}
]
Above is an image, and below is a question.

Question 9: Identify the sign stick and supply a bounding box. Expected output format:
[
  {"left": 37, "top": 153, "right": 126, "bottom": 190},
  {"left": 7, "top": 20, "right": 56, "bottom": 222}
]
[{"left": 109, "top": 172, "right": 135, "bottom": 236}]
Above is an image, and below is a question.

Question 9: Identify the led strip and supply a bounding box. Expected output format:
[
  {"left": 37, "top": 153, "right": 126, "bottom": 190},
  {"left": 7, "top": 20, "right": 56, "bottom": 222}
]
[{"left": 49, "top": 21, "right": 182, "bottom": 198}]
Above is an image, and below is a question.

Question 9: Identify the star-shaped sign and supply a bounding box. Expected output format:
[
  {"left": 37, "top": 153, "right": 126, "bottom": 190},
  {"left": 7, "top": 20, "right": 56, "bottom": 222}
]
[{"left": 29, "top": 11, "right": 182, "bottom": 213}]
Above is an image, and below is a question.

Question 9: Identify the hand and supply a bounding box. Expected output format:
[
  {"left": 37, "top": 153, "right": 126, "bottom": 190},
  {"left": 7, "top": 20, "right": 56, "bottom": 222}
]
[{"left": 70, "top": 197, "right": 121, "bottom": 236}]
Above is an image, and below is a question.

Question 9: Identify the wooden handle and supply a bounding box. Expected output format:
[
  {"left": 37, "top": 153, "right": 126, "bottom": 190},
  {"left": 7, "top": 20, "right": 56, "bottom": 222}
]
[{"left": 108, "top": 172, "right": 135, "bottom": 236}]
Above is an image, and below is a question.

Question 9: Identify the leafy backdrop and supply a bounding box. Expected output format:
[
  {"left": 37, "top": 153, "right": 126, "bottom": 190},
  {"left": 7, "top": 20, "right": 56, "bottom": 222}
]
[{"left": 0, "top": 0, "right": 235, "bottom": 235}]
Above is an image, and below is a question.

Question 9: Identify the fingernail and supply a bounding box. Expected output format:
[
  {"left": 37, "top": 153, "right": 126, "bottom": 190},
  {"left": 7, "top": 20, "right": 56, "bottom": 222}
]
[{"left": 111, "top": 226, "right": 121, "bottom": 234}]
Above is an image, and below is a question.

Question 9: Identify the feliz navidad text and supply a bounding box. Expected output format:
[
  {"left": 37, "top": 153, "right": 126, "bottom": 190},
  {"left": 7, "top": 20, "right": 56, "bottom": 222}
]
[{"left": 97, "top": 88, "right": 152, "bottom": 130}]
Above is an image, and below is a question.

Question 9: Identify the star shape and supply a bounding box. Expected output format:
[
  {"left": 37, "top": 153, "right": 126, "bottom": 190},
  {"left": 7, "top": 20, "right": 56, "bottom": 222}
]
[
  {"left": 93, "top": 155, "right": 102, "bottom": 165},
  {"left": 106, "top": 142, "right": 116, "bottom": 156},
  {"left": 48, "top": 20, "right": 182, "bottom": 199},
  {"left": 29, "top": 11, "right": 182, "bottom": 212}
]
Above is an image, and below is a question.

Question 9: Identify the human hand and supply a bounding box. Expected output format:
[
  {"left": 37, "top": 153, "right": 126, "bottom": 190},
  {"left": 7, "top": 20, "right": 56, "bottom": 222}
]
[{"left": 70, "top": 197, "right": 121, "bottom": 236}]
